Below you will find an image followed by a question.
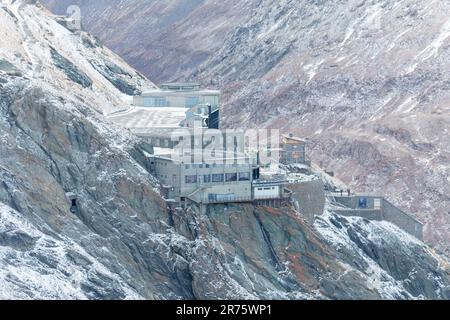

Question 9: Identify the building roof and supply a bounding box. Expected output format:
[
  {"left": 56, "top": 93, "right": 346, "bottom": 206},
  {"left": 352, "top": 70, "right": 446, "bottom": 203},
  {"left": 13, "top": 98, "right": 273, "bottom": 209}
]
[
  {"left": 140, "top": 88, "right": 220, "bottom": 96},
  {"left": 282, "top": 134, "right": 306, "bottom": 144},
  {"left": 160, "top": 82, "right": 201, "bottom": 90},
  {"left": 107, "top": 107, "right": 187, "bottom": 131},
  {"left": 152, "top": 149, "right": 255, "bottom": 165},
  {"left": 153, "top": 147, "right": 174, "bottom": 157},
  {"left": 253, "top": 179, "right": 288, "bottom": 186}
]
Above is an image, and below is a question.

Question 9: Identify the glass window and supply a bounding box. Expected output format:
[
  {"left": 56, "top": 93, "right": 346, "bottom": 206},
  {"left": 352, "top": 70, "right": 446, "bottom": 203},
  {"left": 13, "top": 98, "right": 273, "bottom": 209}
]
[
  {"left": 157, "top": 97, "right": 167, "bottom": 107},
  {"left": 186, "top": 97, "right": 199, "bottom": 108},
  {"left": 185, "top": 165, "right": 190, "bottom": 169},
  {"left": 185, "top": 175, "right": 197, "bottom": 184},
  {"left": 204, "top": 175, "right": 211, "bottom": 183},
  {"left": 239, "top": 172, "right": 250, "bottom": 181},
  {"left": 226, "top": 173, "right": 237, "bottom": 182},
  {"left": 144, "top": 96, "right": 167, "bottom": 107},
  {"left": 212, "top": 174, "right": 224, "bottom": 183}
]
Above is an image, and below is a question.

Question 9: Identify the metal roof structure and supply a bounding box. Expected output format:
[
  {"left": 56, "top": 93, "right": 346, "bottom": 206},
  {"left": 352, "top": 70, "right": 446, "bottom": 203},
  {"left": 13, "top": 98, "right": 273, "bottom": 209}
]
[
  {"left": 282, "top": 133, "right": 306, "bottom": 143},
  {"left": 107, "top": 107, "right": 187, "bottom": 131},
  {"left": 160, "top": 82, "right": 201, "bottom": 91}
]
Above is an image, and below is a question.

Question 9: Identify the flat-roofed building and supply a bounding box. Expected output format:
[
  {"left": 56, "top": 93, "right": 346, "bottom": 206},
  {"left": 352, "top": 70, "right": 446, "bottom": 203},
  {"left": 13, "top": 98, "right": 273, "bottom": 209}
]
[
  {"left": 109, "top": 83, "right": 221, "bottom": 143},
  {"left": 280, "top": 133, "right": 307, "bottom": 165},
  {"left": 149, "top": 151, "right": 257, "bottom": 204},
  {"left": 107, "top": 107, "right": 188, "bottom": 132},
  {"left": 133, "top": 82, "right": 220, "bottom": 110}
]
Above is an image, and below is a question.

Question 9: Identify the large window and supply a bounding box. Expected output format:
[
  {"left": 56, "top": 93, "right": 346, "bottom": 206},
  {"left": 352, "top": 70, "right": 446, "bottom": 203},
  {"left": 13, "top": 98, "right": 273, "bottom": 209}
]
[
  {"left": 239, "top": 172, "right": 250, "bottom": 181},
  {"left": 204, "top": 175, "right": 211, "bottom": 183},
  {"left": 144, "top": 96, "right": 167, "bottom": 107},
  {"left": 186, "top": 97, "right": 200, "bottom": 108},
  {"left": 225, "top": 173, "right": 237, "bottom": 182},
  {"left": 212, "top": 174, "right": 224, "bottom": 183},
  {"left": 185, "top": 175, "right": 197, "bottom": 184}
]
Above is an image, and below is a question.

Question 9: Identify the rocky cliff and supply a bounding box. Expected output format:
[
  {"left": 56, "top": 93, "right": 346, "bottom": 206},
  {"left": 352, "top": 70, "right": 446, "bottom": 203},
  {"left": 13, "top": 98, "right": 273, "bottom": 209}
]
[
  {"left": 43, "top": 0, "right": 450, "bottom": 255},
  {"left": 1, "top": 0, "right": 449, "bottom": 299}
]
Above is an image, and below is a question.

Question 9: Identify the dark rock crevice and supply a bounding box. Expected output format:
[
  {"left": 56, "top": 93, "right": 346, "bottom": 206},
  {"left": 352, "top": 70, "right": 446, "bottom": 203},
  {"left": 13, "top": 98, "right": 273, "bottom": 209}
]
[
  {"left": 252, "top": 209, "right": 285, "bottom": 272},
  {"left": 50, "top": 47, "right": 92, "bottom": 88}
]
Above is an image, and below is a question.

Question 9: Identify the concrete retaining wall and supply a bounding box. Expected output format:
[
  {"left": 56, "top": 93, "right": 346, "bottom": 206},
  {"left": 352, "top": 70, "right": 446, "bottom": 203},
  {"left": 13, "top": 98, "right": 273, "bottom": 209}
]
[
  {"left": 333, "top": 209, "right": 383, "bottom": 221},
  {"left": 288, "top": 180, "right": 325, "bottom": 223},
  {"left": 334, "top": 196, "right": 379, "bottom": 209},
  {"left": 334, "top": 195, "right": 423, "bottom": 240},
  {"left": 382, "top": 199, "right": 423, "bottom": 240}
]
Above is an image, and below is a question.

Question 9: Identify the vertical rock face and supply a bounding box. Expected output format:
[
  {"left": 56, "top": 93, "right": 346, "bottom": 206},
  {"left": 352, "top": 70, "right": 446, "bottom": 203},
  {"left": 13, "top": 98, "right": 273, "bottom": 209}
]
[
  {"left": 43, "top": 0, "right": 450, "bottom": 255},
  {"left": 0, "top": 1, "right": 448, "bottom": 299}
]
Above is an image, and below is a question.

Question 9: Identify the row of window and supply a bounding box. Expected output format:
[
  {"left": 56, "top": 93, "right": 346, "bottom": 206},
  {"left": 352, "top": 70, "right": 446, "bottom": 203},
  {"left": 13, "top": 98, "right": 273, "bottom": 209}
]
[
  {"left": 185, "top": 172, "right": 251, "bottom": 184},
  {"left": 143, "top": 96, "right": 167, "bottom": 107},
  {"left": 256, "top": 187, "right": 277, "bottom": 191},
  {"left": 149, "top": 138, "right": 172, "bottom": 148},
  {"left": 184, "top": 163, "right": 249, "bottom": 169},
  {"left": 142, "top": 96, "right": 217, "bottom": 108}
]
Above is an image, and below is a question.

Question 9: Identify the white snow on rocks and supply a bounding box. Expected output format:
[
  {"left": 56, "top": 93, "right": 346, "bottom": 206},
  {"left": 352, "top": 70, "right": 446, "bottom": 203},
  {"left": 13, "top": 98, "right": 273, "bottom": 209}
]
[{"left": 0, "top": 202, "right": 141, "bottom": 300}]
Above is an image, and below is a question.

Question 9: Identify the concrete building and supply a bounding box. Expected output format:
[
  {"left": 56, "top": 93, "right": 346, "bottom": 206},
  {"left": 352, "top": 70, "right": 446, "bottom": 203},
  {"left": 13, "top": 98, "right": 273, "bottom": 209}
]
[
  {"left": 108, "top": 82, "right": 222, "bottom": 150},
  {"left": 133, "top": 83, "right": 219, "bottom": 109},
  {"left": 253, "top": 181, "right": 283, "bottom": 199},
  {"left": 252, "top": 179, "right": 292, "bottom": 207},
  {"left": 132, "top": 82, "right": 220, "bottom": 129},
  {"left": 280, "top": 134, "right": 307, "bottom": 165},
  {"left": 149, "top": 152, "right": 258, "bottom": 204},
  {"left": 109, "top": 82, "right": 295, "bottom": 208}
]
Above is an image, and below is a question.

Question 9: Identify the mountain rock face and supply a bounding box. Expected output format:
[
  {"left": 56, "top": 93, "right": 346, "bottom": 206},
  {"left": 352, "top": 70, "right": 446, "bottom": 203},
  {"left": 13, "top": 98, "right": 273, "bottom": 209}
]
[
  {"left": 1, "top": 0, "right": 448, "bottom": 299},
  {"left": 43, "top": 0, "right": 253, "bottom": 83},
  {"left": 43, "top": 0, "right": 450, "bottom": 256}
]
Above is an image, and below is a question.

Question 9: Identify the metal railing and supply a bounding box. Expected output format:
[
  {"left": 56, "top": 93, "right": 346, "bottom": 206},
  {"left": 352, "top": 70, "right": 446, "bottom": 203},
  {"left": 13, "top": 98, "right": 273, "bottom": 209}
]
[{"left": 194, "top": 193, "right": 292, "bottom": 205}]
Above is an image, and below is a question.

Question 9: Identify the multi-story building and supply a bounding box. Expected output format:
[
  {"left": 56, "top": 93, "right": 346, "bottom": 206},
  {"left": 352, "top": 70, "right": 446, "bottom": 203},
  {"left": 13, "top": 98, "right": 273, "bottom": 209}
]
[
  {"left": 109, "top": 82, "right": 291, "bottom": 206},
  {"left": 149, "top": 151, "right": 259, "bottom": 204}
]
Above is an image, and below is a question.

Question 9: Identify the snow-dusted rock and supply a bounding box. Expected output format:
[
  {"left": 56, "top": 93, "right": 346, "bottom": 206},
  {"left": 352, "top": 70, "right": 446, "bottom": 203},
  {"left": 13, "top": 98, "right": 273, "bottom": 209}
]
[
  {"left": 44, "top": 0, "right": 450, "bottom": 255},
  {"left": 0, "top": 0, "right": 448, "bottom": 300}
]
